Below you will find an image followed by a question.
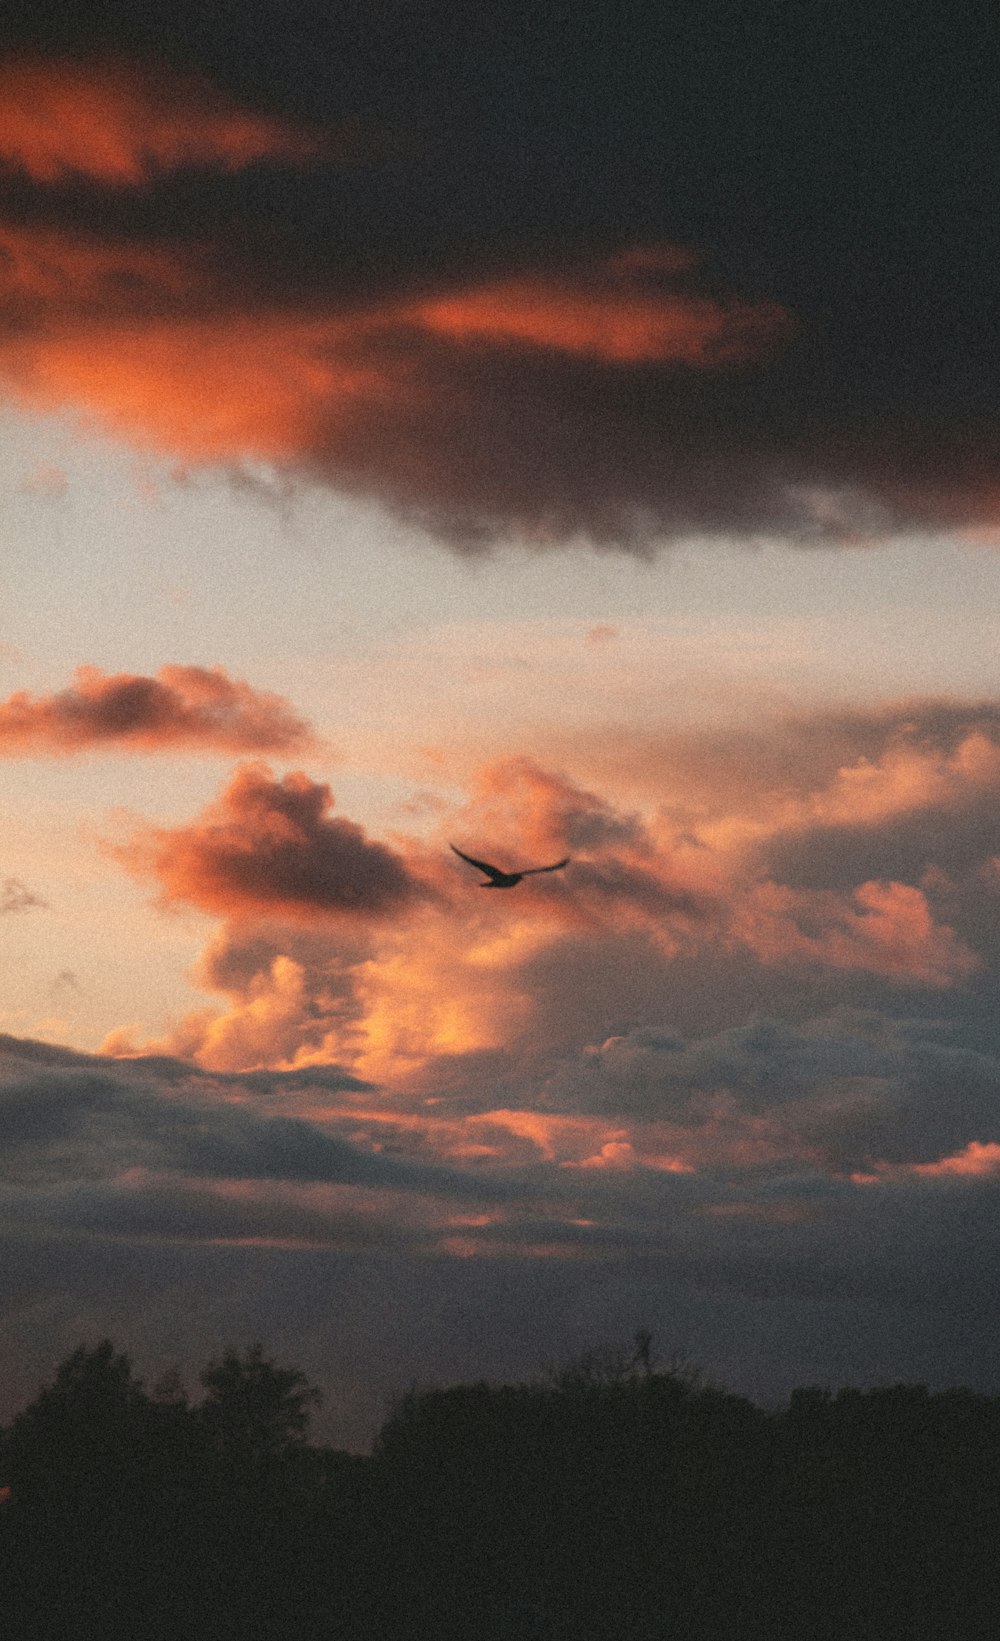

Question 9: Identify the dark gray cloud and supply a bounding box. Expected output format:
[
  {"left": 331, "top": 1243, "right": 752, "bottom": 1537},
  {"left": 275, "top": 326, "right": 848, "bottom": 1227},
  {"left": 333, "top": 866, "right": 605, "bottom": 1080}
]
[
  {"left": 0, "top": 1047, "right": 504, "bottom": 1202},
  {"left": 4, "top": 1010, "right": 1000, "bottom": 1445},
  {"left": 537, "top": 1013, "right": 1000, "bottom": 1173},
  {"left": 0, "top": 5, "right": 995, "bottom": 550}
]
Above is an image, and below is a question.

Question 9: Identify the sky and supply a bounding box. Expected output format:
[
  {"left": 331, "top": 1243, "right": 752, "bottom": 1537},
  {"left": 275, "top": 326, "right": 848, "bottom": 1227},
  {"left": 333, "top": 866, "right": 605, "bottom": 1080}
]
[{"left": 2, "top": 0, "right": 1000, "bottom": 1447}]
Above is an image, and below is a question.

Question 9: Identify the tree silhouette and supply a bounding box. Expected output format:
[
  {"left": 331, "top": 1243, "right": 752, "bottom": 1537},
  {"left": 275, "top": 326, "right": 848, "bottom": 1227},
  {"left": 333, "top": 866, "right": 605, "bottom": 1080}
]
[
  {"left": 0, "top": 1342, "right": 173, "bottom": 1638},
  {"left": 198, "top": 1342, "right": 321, "bottom": 1465},
  {"left": 4, "top": 1337, "right": 1000, "bottom": 1640},
  {"left": 3, "top": 1339, "right": 151, "bottom": 1508}
]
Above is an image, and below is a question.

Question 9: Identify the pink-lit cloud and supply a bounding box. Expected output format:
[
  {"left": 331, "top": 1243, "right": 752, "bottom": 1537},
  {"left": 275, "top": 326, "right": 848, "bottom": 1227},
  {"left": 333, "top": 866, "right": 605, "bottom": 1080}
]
[
  {"left": 100, "top": 702, "right": 995, "bottom": 1091},
  {"left": 114, "top": 763, "right": 421, "bottom": 925},
  {"left": 913, "top": 1141, "right": 1000, "bottom": 1178},
  {"left": 0, "top": 665, "right": 316, "bottom": 755},
  {"left": 730, "top": 878, "right": 977, "bottom": 988}
]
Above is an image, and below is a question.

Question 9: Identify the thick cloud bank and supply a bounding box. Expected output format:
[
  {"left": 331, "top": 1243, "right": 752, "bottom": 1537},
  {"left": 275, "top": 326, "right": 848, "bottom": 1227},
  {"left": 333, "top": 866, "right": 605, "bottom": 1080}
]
[
  {"left": 5, "top": 992, "right": 1000, "bottom": 1445},
  {"left": 0, "top": 5, "right": 995, "bottom": 550}
]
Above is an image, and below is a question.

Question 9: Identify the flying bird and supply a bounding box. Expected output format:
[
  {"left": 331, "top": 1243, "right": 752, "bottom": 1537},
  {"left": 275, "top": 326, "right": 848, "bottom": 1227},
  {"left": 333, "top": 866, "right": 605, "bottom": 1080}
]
[{"left": 450, "top": 844, "right": 569, "bottom": 888}]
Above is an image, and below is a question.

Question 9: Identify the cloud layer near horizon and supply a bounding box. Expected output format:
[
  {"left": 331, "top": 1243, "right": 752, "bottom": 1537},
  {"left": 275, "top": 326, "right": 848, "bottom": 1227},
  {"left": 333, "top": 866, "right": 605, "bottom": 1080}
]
[
  {"left": 6, "top": 993, "right": 1000, "bottom": 1447},
  {"left": 0, "top": 19, "right": 996, "bottom": 549}
]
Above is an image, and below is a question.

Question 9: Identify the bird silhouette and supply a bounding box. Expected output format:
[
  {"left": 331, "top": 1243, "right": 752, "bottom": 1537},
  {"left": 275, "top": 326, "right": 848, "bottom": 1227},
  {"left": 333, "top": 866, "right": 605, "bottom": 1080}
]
[{"left": 450, "top": 844, "right": 569, "bottom": 888}]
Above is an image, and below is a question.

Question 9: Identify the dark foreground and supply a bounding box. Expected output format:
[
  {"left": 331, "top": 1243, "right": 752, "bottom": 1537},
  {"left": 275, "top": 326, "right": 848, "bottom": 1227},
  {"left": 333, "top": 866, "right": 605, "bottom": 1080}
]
[{"left": 1, "top": 1338, "right": 997, "bottom": 1640}]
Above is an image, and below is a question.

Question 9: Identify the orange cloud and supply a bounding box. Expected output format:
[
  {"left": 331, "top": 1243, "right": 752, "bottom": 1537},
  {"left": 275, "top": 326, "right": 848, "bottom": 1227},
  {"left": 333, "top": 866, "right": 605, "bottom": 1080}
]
[
  {"left": 0, "top": 222, "right": 196, "bottom": 310},
  {"left": 783, "top": 729, "right": 1000, "bottom": 834},
  {"left": 0, "top": 242, "right": 786, "bottom": 469},
  {"left": 733, "top": 879, "right": 977, "bottom": 987},
  {"left": 115, "top": 762, "right": 420, "bottom": 923},
  {"left": 912, "top": 1142, "right": 1000, "bottom": 1178},
  {"left": 0, "top": 312, "right": 390, "bottom": 462},
  {"left": 412, "top": 253, "right": 791, "bottom": 366},
  {"left": 853, "top": 1141, "right": 1000, "bottom": 1185},
  {"left": 0, "top": 224, "right": 363, "bottom": 464},
  {"left": 100, "top": 705, "right": 1000, "bottom": 1090},
  {"left": 0, "top": 55, "right": 318, "bottom": 185},
  {"left": 0, "top": 665, "right": 315, "bottom": 755},
  {"left": 0, "top": 207, "right": 800, "bottom": 546},
  {"left": 453, "top": 755, "right": 648, "bottom": 867},
  {"left": 166, "top": 955, "right": 337, "bottom": 1074}
]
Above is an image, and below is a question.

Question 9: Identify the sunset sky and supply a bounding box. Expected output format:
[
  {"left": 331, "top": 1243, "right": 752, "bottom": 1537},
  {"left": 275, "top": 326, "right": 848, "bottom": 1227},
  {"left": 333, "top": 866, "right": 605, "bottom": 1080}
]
[{"left": 3, "top": 0, "right": 1000, "bottom": 1447}]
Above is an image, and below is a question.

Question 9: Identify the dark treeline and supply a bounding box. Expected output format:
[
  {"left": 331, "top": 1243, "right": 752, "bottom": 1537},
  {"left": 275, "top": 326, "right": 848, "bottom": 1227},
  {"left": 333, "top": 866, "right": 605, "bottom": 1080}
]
[{"left": 2, "top": 1335, "right": 999, "bottom": 1640}]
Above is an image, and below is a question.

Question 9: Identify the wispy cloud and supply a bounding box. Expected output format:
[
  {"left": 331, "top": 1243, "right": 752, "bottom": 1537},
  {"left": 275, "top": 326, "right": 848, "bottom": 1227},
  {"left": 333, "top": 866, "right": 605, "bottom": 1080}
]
[
  {"left": 0, "top": 55, "right": 319, "bottom": 186},
  {"left": 0, "top": 878, "right": 47, "bottom": 915},
  {"left": 408, "top": 253, "right": 791, "bottom": 367}
]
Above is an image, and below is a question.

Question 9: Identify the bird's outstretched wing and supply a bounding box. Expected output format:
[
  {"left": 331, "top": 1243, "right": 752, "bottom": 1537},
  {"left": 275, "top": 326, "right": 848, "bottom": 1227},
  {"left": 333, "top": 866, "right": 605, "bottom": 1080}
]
[
  {"left": 450, "top": 844, "right": 506, "bottom": 881},
  {"left": 519, "top": 858, "right": 570, "bottom": 875}
]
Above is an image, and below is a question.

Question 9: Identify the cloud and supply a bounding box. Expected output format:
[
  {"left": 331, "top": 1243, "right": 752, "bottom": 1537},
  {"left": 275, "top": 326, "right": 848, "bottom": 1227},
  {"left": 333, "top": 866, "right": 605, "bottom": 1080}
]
[
  {"left": 0, "top": 13, "right": 992, "bottom": 553},
  {"left": 0, "top": 178, "right": 989, "bottom": 552},
  {"left": 0, "top": 205, "right": 988, "bottom": 555},
  {"left": 113, "top": 762, "right": 422, "bottom": 923},
  {"left": 0, "top": 55, "right": 319, "bottom": 185},
  {"left": 7, "top": 1006, "right": 1000, "bottom": 1344},
  {"left": 441, "top": 753, "right": 975, "bottom": 988},
  {"left": 8, "top": 990, "right": 1000, "bottom": 1443},
  {"left": 0, "top": 223, "right": 804, "bottom": 545},
  {"left": 0, "top": 878, "right": 47, "bottom": 914},
  {"left": 13, "top": 1004, "right": 1000, "bottom": 1243},
  {"left": 0, "top": 665, "right": 316, "bottom": 755},
  {"left": 730, "top": 879, "right": 977, "bottom": 989},
  {"left": 99, "top": 722, "right": 986, "bottom": 1095},
  {"left": 912, "top": 1142, "right": 1000, "bottom": 1179},
  {"left": 753, "top": 712, "right": 1000, "bottom": 891},
  {"left": 0, "top": 306, "right": 382, "bottom": 464},
  {"left": 0, "top": 1041, "right": 535, "bottom": 1282},
  {"left": 408, "top": 255, "right": 791, "bottom": 366},
  {"left": 106, "top": 940, "right": 368, "bottom": 1074},
  {"left": 535, "top": 1013, "right": 1000, "bottom": 1175},
  {"left": 0, "top": 221, "right": 197, "bottom": 311},
  {"left": 114, "top": 908, "right": 533, "bottom": 1081}
]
